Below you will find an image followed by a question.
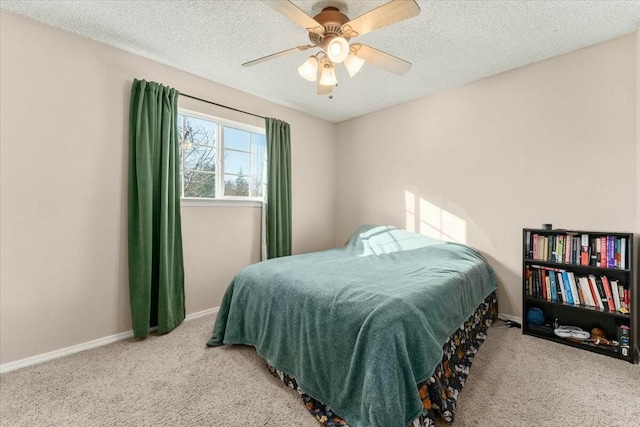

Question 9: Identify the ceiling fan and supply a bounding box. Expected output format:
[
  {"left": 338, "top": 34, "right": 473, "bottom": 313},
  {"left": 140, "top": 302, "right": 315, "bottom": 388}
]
[{"left": 242, "top": 0, "right": 421, "bottom": 96}]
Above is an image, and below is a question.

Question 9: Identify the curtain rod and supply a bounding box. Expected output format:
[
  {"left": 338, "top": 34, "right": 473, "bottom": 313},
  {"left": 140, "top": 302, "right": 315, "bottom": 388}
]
[{"left": 180, "top": 93, "right": 265, "bottom": 120}]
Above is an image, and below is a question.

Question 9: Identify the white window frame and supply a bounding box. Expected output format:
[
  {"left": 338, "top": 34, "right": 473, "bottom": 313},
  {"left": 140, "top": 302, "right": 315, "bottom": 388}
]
[{"left": 178, "top": 108, "right": 266, "bottom": 206}]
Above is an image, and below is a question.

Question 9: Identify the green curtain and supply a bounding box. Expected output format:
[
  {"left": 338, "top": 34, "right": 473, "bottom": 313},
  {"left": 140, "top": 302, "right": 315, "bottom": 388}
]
[
  {"left": 265, "top": 117, "right": 292, "bottom": 259},
  {"left": 128, "top": 79, "right": 185, "bottom": 338}
]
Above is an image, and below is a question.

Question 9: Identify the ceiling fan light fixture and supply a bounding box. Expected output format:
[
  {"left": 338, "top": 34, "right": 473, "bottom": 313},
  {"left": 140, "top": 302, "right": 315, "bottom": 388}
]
[
  {"left": 298, "top": 56, "right": 319, "bottom": 82},
  {"left": 326, "top": 37, "right": 350, "bottom": 63},
  {"left": 319, "top": 62, "right": 338, "bottom": 86},
  {"left": 344, "top": 52, "right": 365, "bottom": 77}
]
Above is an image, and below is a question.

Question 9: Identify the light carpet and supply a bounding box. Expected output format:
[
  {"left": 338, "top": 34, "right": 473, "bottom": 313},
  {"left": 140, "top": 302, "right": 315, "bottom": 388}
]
[{"left": 1, "top": 316, "right": 638, "bottom": 427}]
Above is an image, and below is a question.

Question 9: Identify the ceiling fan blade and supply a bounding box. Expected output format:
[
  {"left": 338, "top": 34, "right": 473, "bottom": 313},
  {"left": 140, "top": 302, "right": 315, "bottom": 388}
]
[
  {"left": 341, "top": 0, "right": 420, "bottom": 38},
  {"left": 351, "top": 43, "right": 412, "bottom": 75},
  {"left": 262, "top": 1, "right": 325, "bottom": 35},
  {"left": 242, "top": 45, "right": 313, "bottom": 67}
]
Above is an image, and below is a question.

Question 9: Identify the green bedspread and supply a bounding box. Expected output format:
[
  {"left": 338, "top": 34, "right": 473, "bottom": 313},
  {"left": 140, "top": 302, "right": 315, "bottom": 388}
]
[{"left": 208, "top": 225, "right": 497, "bottom": 427}]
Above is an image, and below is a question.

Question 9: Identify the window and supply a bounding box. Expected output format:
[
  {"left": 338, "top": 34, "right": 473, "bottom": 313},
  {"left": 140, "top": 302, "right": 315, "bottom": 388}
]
[{"left": 178, "top": 110, "right": 266, "bottom": 201}]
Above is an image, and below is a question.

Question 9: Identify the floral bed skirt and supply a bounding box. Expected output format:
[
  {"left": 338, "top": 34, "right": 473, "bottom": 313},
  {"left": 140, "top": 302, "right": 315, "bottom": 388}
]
[{"left": 268, "top": 291, "right": 499, "bottom": 427}]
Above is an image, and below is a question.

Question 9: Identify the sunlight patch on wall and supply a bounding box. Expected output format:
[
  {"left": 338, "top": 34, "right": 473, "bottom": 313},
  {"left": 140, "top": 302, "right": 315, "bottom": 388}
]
[
  {"left": 405, "top": 191, "right": 467, "bottom": 244},
  {"left": 404, "top": 190, "right": 416, "bottom": 232}
]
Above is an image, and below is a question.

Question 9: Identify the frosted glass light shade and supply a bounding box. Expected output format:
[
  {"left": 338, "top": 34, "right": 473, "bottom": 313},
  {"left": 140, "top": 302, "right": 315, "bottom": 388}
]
[
  {"left": 298, "top": 56, "right": 318, "bottom": 82},
  {"left": 344, "top": 53, "right": 365, "bottom": 77},
  {"left": 319, "top": 64, "right": 338, "bottom": 86},
  {"left": 326, "top": 37, "right": 349, "bottom": 63}
]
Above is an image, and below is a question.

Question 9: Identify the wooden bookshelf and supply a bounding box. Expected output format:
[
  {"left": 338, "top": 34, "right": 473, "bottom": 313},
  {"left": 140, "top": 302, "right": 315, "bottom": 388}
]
[{"left": 522, "top": 228, "right": 637, "bottom": 363}]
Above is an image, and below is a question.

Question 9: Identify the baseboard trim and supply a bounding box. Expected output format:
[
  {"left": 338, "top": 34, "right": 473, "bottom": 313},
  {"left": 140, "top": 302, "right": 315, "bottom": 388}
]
[
  {"left": 498, "top": 313, "right": 523, "bottom": 324},
  {"left": 186, "top": 306, "right": 219, "bottom": 321},
  {"left": 0, "top": 306, "right": 220, "bottom": 375}
]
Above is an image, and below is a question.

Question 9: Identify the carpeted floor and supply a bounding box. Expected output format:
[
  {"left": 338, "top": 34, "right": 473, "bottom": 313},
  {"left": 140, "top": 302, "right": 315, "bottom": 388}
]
[{"left": 1, "top": 316, "right": 638, "bottom": 427}]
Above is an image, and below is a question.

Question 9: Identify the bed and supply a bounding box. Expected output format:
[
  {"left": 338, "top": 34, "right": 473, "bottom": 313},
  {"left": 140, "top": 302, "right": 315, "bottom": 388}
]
[{"left": 207, "top": 225, "right": 498, "bottom": 427}]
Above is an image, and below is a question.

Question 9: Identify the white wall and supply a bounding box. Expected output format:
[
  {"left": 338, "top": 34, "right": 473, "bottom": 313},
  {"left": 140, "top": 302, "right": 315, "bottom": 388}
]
[
  {"left": 0, "top": 11, "right": 336, "bottom": 365},
  {"left": 335, "top": 34, "right": 638, "bottom": 319}
]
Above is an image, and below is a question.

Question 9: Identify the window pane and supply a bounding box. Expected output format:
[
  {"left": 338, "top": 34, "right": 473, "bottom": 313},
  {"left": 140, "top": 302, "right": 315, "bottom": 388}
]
[
  {"left": 250, "top": 177, "right": 264, "bottom": 198},
  {"left": 183, "top": 144, "right": 215, "bottom": 171},
  {"left": 224, "top": 127, "right": 250, "bottom": 151},
  {"left": 224, "top": 174, "right": 249, "bottom": 197},
  {"left": 183, "top": 116, "right": 216, "bottom": 146},
  {"left": 183, "top": 171, "right": 215, "bottom": 198},
  {"left": 224, "top": 150, "right": 250, "bottom": 175},
  {"left": 250, "top": 133, "right": 266, "bottom": 198}
]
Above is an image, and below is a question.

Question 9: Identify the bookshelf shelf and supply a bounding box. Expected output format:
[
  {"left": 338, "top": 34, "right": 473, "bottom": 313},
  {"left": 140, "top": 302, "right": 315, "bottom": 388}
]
[
  {"left": 524, "top": 297, "right": 630, "bottom": 320},
  {"left": 522, "top": 228, "right": 637, "bottom": 363}
]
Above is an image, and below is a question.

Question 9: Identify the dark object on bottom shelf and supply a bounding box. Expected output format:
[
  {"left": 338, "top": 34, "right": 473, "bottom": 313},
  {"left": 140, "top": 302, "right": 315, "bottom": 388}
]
[
  {"left": 526, "top": 324, "right": 554, "bottom": 337},
  {"left": 506, "top": 320, "right": 522, "bottom": 328}
]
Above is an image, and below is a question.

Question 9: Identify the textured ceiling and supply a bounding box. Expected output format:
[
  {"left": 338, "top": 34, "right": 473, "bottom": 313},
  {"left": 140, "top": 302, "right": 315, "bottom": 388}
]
[{"left": 2, "top": 0, "right": 640, "bottom": 122}]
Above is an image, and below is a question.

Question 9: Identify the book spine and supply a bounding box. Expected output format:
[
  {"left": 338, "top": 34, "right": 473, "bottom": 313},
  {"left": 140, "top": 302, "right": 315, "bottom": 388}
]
[
  {"left": 601, "top": 276, "right": 615, "bottom": 312},
  {"left": 545, "top": 275, "right": 551, "bottom": 301},
  {"left": 589, "top": 237, "right": 597, "bottom": 267},
  {"left": 600, "top": 236, "right": 607, "bottom": 267},
  {"left": 588, "top": 275, "right": 604, "bottom": 310},
  {"left": 610, "top": 279, "right": 620, "bottom": 311},
  {"left": 565, "top": 235, "right": 572, "bottom": 264},
  {"left": 562, "top": 271, "right": 574, "bottom": 305},
  {"left": 595, "top": 277, "right": 608, "bottom": 311},
  {"left": 580, "top": 234, "right": 589, "bottom": 266},
  {"left": 615, "top": 238, "right": 621, "bottom": 268},
  {"left": 572, "top": 237, "right": 579, "bottom": 264},
  {"left": 549, "top": 270, "right": 558, "bottom": 302},
  {"left": 620, "top": 238, "right": 626, "bottom": 270},
  {"left": 557, "top": 272, "right": 565, "bottom": 303},
  {"left": 624, "top": 288, "right": 630, "bottom": 312},
  {"left": 607, "top": 236, "right": 616, "bottom": 268},
  {"left": 567, "top": 272, "right": 580, "bottom": 305},
  {"left": 587, "top": 276, "right": 599, "bottom": 308}
]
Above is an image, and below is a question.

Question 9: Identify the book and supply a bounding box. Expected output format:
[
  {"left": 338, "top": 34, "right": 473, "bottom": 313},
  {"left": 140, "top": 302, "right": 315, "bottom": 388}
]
[
  {"left": 610, "top": 279, "right": 620, "bottom": 311},
  {"left": 615, "top": 238, "right": 621, "bottom": 268},
  {"left": 549, "top": 270, "right": 558, "bottom": 302},
  {"left": 580, "top": 234, "right": 589, "bottom": 266},
  {"left": 617, "top": 282, "right": 625, "bottom": 309},
  {"left": 589, "top": 238, "right": 597, "bottom": 267},
  {"left": 567, "top": 272, "right": 580, "bottom": 305},
  {"left": 577, "top": 276, "right": 594, "bottom": 307},
  {"left": 600, "top": 275, "right": 615, "bottom": 312},
  {"left": 595, "top": 277, "right": 608, "bottom": 311},
  {"left": 557, "top": 235, "right": 564, "bottom": 264},
  {"left": 585, "top": 275, "right": 600, "bottom": 308},
  {"left": 545, "top": 274, "right": 551, "bottom": 301},
  {"left": 607, "top": 236, "right": 616, "bottom": 268},
  {"left": 565, "top": 235, "right": 572, "bottom": 264},
  {"left": 556, "top": 272, "right": 564, "bottom": 303},
  {"left": 588, "top": 275, "right": 604, "bottom": 310},
  {"left": 562, "top": 271, "right": 574, "bottom": 305},
  {"left": 624, "top": 288, "right": 630, "bottom": 312},
  {"left": 532, "top": 234, "right": 538, "bottom": 259},
  {"left": 620, "top": 238, "right": 626, "bottom": 269},
  {"left": 600, "top": 236, "right": 607, "bottom": 268}
]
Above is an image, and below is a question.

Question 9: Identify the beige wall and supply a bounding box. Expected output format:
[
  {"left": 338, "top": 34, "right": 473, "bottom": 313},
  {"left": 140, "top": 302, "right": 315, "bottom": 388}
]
[
  {"left": 0, "top": 11, "right": 336, "bottom": 365},
  {"left": 335, "top": 34, "right": 638, "bottom": 319}
]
